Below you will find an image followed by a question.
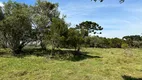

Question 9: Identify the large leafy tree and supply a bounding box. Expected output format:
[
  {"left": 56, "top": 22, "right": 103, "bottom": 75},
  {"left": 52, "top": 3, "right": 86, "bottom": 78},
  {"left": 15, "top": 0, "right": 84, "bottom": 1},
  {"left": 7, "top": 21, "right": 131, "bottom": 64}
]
[
  {"left": 31, "top": 0, "right": 60, "bottom": 50},
  {"left": 0, "top": 0, "right": 32, "bottom": 54},
  {"left": 74, "top": 21, "right": 103, "bottom": 51},
  {"left": 48, "top": 17, "right": 68, "bottom": 50}
]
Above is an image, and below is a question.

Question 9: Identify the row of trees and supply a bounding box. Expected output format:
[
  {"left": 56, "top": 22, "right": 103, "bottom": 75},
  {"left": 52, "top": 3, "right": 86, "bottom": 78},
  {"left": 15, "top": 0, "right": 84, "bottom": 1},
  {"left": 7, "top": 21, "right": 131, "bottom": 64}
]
[
  {"left": 84, "top": 35, "right": 142, "bottom": 48},
  {"left": 0, "top": 0, "right": 141, "bottom": 55},
  {"left": 0, "top": 0, "right": 64, "bottom": 54},
  {"left": 0, "top": 0, "right": 104, "bottom": 55}
]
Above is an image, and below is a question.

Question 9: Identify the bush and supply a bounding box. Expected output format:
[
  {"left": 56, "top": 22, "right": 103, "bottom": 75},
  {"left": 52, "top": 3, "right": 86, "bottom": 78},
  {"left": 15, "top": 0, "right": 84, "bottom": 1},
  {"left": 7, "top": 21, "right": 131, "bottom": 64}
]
[
  {"left": 0, "top": 48, "right": 12, "bottom": 55},
  {"left": 121, "top": 43, "right": 129, "bottom": 49}
]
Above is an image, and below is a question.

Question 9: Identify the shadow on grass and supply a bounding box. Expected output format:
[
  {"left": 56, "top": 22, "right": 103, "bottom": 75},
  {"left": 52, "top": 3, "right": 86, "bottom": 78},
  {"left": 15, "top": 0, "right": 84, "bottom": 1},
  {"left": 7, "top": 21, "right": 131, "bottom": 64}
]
[
  {"left": 14, "top": 48, "right": 102, "bottom": 61},
  {"left": 122, "top": 75, "right": 142, "bottom": 80}
]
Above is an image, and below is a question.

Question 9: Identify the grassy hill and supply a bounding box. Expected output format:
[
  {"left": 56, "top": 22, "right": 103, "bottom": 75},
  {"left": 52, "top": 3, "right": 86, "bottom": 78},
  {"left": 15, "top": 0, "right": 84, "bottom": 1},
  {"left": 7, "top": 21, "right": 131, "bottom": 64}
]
[{"left": 0, "top": 48, "right": 142, "bottom": 80}]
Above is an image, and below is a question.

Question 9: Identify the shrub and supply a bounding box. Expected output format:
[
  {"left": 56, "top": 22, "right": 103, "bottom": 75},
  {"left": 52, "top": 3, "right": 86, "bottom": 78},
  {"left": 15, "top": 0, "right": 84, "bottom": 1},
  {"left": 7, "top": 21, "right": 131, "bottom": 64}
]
[
  {"left": 0, "top": 48, "right": 12, "bottom": 55},
  {"left": 121, "top": 43, "right": 129, "bottom": 49}
]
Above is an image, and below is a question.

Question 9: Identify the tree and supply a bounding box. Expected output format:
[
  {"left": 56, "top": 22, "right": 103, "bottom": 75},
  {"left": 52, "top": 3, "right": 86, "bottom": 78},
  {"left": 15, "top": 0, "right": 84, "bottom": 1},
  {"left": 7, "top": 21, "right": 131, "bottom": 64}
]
[
  {"left": 31, "top": 0, "right": 60, "bottom": 50},
  {"left": 47, "top": 17, "right": 68, "bottom": 50},
  {"left": 84, "top": 36, "right": 101, "bottom": 47},
  {"left": 67, "top": 28, "right": 84, "bottom": 52},
  {"left": 0, "top": 0, "right": 32, "bottom": 54},
  {"left": 74, "top": 21, "right": 103, "bottom": 50},
  {"left": 76, "top": 21, "right": 103, "bottom": 37},
  {"left": 91, "top": 0, "right": 125, "bottom": 3},
  {"left": 110, "top": 38, "right": 123, "bottom": 48}
]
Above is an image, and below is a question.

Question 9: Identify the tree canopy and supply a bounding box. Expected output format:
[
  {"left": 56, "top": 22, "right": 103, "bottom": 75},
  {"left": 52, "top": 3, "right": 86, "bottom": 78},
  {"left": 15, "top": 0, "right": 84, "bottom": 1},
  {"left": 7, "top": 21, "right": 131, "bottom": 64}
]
[
  {"left": 0, "top": 0, "right": 32, "bottom": 54},
  {"left": 1, "top": 0, "right": 142, "bottom": 56},
  {"left": 31, "top": 0, "right": 60, "bottom": 50},
  {"left": 92, "top": 0, "right": 125, "bottom": 3},
  {"left": 76, "top": 21, "right": 103, "bottom": 37}
]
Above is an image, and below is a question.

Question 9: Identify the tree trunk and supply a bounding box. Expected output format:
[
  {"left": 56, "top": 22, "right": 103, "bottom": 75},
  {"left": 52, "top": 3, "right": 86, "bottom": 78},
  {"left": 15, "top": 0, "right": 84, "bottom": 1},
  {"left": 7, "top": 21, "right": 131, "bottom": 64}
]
[
  {"left": 12, "top": 42, "right": 26, "bottom": 55},
  {"left": 13, "top": 48, "right": 21, "bottom": 55},
  {"left": 40, "top": 40, "right": 46, "bottom": 50},
  {"left": 77, "top": 47, "right": 80, "bottom": 52}
]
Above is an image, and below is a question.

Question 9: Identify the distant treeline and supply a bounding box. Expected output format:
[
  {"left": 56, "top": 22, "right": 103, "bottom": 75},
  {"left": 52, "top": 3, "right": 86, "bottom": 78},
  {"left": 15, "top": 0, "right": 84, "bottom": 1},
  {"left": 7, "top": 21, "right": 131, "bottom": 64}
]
[{"left": 82, "top": 35, "right": 142, "bottom": 48}]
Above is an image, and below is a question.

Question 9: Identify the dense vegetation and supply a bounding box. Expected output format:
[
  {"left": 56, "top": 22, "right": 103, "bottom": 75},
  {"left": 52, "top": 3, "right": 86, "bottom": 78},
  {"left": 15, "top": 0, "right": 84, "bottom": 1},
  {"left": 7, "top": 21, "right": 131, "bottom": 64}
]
[
  {"left": 84, "top": 35, "right": 142, "bottom": 48},
  {"left": 0, "top": 0, "right": 102, "bottom": 54},
  {"left": 0, "top": 0, "right": 142, "bottom": 55}
]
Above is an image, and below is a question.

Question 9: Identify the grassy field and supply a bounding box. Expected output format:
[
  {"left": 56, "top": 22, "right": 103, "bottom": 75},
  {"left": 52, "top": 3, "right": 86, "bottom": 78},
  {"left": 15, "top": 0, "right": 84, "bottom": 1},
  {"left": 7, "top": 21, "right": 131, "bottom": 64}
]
[{"left": 0, "top": 48, "right": 142, "bottom": 80}]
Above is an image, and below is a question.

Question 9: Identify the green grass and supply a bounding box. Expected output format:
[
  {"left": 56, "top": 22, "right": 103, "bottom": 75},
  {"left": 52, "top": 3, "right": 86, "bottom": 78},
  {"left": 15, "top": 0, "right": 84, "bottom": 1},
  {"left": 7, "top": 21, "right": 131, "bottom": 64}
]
[{"left": 0, "top": 48, "right": 142, "bottom": 80}]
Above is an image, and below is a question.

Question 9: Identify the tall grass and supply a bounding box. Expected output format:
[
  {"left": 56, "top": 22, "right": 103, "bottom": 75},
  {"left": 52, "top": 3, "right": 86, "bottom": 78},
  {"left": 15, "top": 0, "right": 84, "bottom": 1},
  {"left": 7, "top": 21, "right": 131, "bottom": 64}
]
[{"left": 0, "top": 48, "right": 142, "bottom": 80}]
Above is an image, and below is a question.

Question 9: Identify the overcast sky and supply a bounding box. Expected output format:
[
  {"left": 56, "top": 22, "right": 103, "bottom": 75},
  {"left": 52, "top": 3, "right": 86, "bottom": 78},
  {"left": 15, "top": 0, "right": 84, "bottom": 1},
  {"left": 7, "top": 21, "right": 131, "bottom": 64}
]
[{"left": 0, "top": 0, "right": 142, "bottom": 38}]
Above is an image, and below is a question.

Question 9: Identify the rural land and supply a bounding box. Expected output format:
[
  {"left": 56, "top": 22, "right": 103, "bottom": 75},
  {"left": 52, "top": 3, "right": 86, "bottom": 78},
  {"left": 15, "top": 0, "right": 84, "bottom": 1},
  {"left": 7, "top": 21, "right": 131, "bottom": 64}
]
[{"left": 0, "top": 0, "right": 142, "bottom": 80}]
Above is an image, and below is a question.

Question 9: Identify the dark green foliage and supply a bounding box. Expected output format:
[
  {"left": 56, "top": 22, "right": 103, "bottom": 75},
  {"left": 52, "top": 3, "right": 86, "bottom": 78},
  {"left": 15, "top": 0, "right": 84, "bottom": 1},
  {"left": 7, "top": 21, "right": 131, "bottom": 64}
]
[
  {"left": 0, "top": 48, "right": 12, "bottom": 56},
  {"left": 121, "top": 43, "right": 129, "bottom": 49},
  {"left": 123, "top": 35, "right": 142, "bottom": 48},
  {"left": 123, "top": 35, "right": 142, "bottom": 41},
  {"left": 84, "top": 35, "right": 142, "bottom": 48},
  {"left": 76, "top": 21, "right": 103, "bottom": 37},
  {"left": 31, "top": 0, "right": 60, "bottom": 50},
  {"left": 84, "top": 36, "right": 127, "bottom": 48},
  {"left": 0, "top": 0, "right": 141, "bottom": 56},
  {"left": 92, "top": 0, "right": 125, "bottom": 3},
  {"left": 47, "top": 17, "right": 68, "bottom": 50},
  {"left": 110, "top": 38, "right": 123, "bottom": 48},
  {"left": 71, "top": 21, "right": 103, "bottom": 50},
  {"left": 0, "top": 0, "right": 32, "bottom": 54},
  {"left": 67, "top": 28, "right": 84, "bottom": 51}
]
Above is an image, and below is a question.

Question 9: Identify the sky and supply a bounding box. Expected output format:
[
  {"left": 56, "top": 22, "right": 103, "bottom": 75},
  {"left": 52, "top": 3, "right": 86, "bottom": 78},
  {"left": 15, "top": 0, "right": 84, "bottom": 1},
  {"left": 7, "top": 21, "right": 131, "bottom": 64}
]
[{"left": 0, "top": 0, "right": 142, "bottom": 38}]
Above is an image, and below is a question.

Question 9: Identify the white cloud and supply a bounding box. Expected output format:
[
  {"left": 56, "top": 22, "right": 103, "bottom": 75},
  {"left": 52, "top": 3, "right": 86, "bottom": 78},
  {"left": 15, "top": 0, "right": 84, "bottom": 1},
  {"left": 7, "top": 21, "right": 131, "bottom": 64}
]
[
  {"left": 57, "top": 0, "right": 142, "bottom": 38},
  {"left": 0, "top": 2, "right": 4, "bottom": 7},
  {"left": 0, "top": 0, "right": 141, "bottom": 38}
]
